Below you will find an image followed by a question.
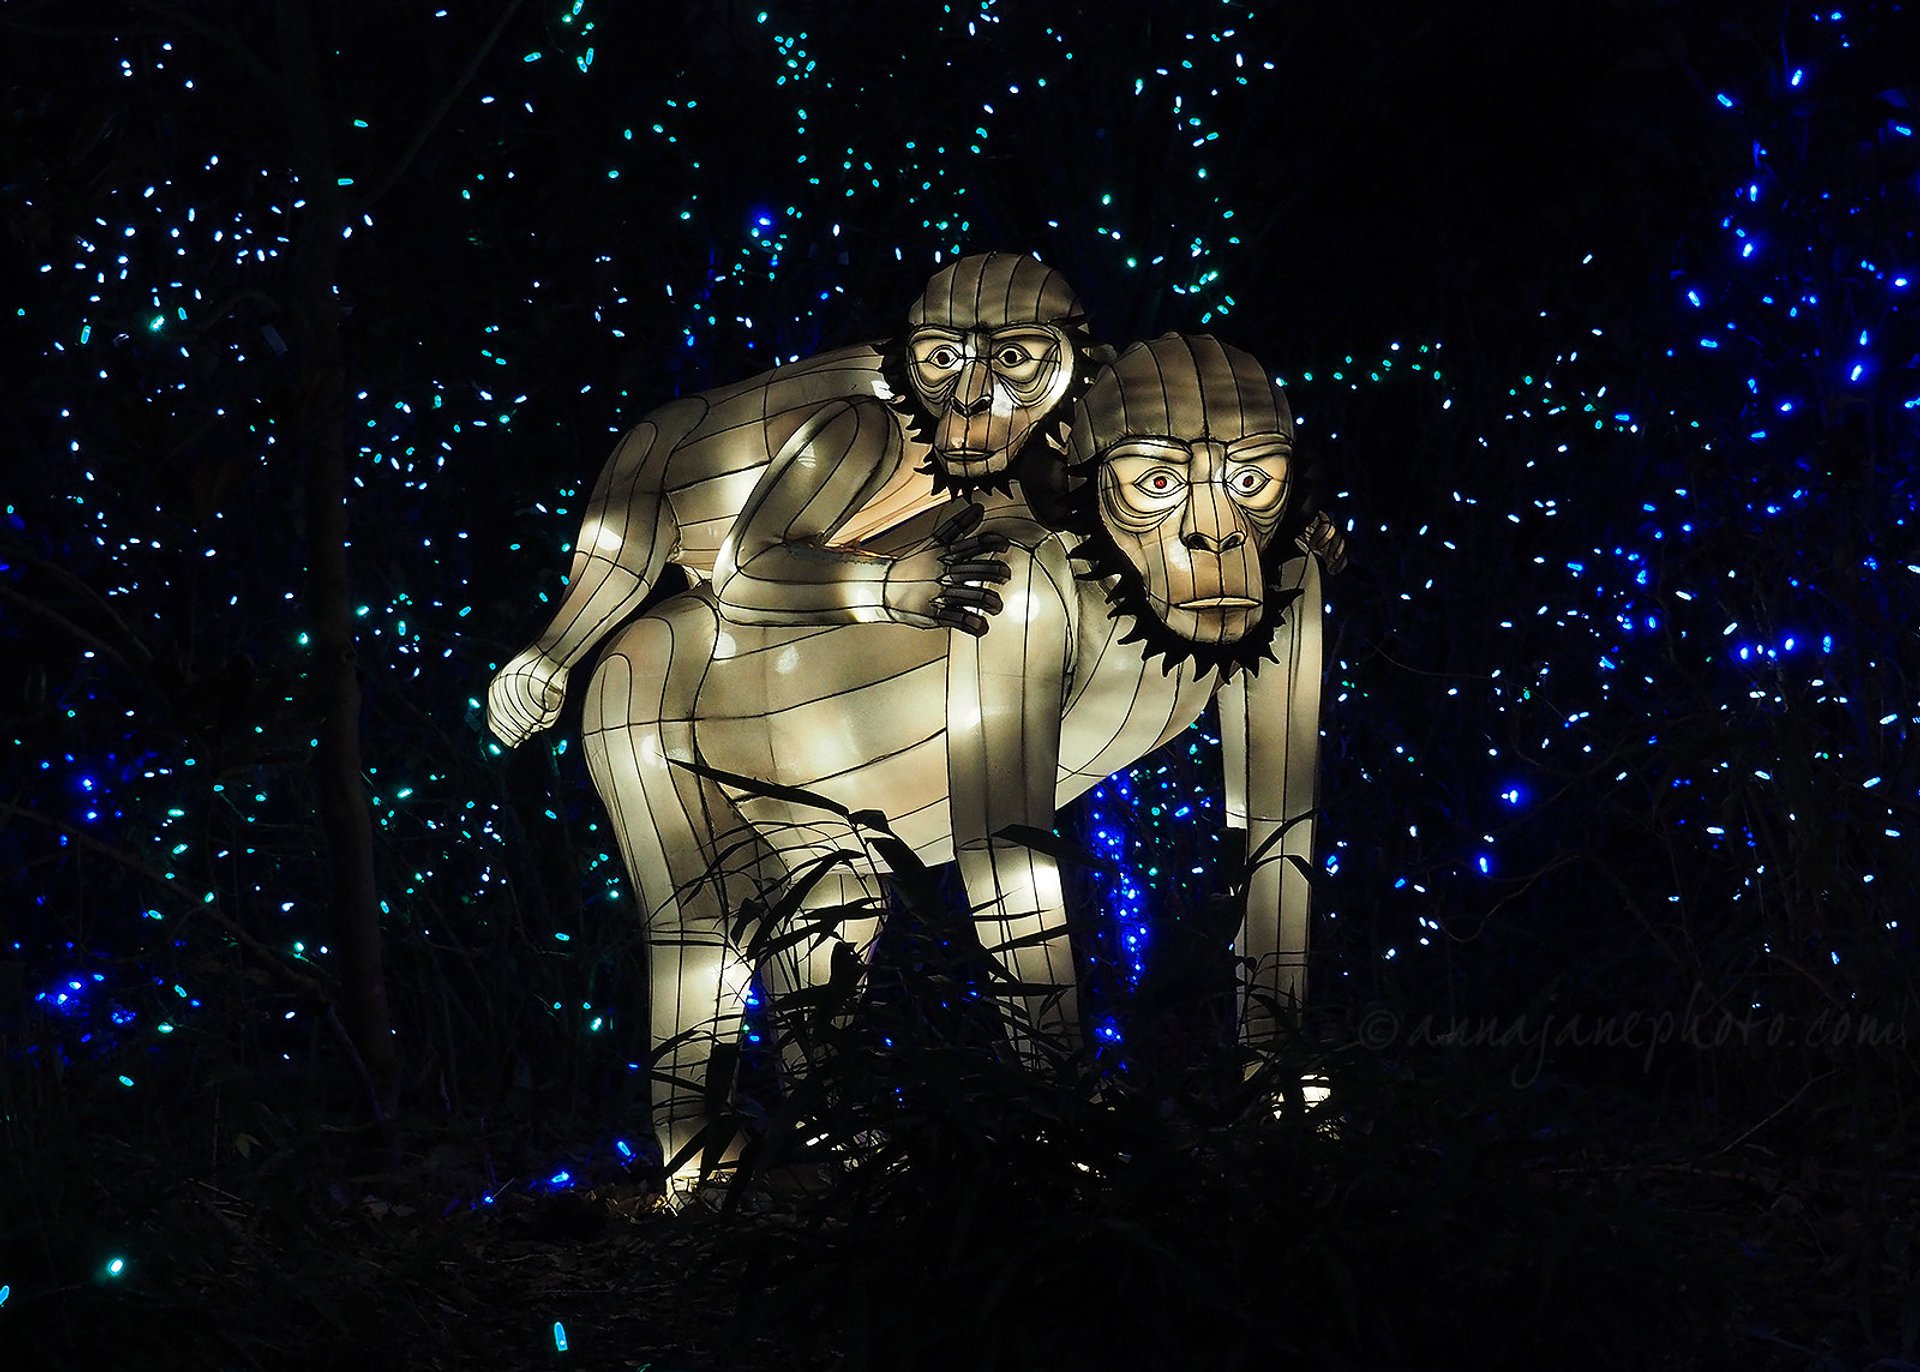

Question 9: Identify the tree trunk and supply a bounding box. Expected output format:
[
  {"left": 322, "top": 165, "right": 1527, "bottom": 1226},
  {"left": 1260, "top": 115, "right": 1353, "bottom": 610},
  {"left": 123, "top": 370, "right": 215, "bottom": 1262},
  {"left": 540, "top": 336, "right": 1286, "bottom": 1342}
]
[{"left": 277, "top": 0, "right": 400, "bottom": 1143}]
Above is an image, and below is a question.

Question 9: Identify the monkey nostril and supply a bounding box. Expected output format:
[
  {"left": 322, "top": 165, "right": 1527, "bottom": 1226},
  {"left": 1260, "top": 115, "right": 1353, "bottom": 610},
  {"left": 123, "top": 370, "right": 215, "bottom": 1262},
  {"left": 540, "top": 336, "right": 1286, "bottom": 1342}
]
[
  {"left": 1182, "top": 529, "right": 1246, "bottom": 553},
  {"left": 952, "top": 394, "right": 991, "bottom": 417}
]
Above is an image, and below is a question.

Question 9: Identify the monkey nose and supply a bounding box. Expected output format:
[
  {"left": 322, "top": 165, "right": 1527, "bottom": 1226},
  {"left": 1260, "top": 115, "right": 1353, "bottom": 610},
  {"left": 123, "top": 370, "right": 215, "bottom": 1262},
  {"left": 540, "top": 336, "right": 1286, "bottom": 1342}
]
[
  {"left": 950, "top": 359, "right": 994, "bottom": 413},
  {"left": 1181, "top": 528, "right": 1246, "bottom": 553}
]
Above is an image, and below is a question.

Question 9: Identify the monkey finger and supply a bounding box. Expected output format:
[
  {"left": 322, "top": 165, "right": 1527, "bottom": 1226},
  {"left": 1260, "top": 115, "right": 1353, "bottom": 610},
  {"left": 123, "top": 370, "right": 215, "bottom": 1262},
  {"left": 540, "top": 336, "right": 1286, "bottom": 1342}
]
[
  {"left": 937, "top": 584, "right": 1003, "bottom": 615},
  {"left": 945, "top": 531, "right": 1010, "bottom": 560},
  {"left": 931, "top": 603, "right": 992, "bottom": 636},
  {"left": 1297, "top": 527, "right": 1339, "bottom": 571},
  {"left": 931, "top": 501, "right": 986, "bottom": 545},
  {"left": 940, "top": 557, "right": 1013, "bottom": 585}
]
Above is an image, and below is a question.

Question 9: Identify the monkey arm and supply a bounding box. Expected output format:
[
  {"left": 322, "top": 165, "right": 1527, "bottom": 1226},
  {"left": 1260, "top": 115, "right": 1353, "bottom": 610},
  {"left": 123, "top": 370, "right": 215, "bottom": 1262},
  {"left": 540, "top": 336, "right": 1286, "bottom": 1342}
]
[
  {"left": 1294, "top": 509, "right": 1350, "bottom": 576},
  {"left": 487, "top": 401, "right": 708, "bottom": 747},
  {"left": 540, "top": 405, "right": 706, "bottom": 666},
  {"left": 946, "top": 532, "right": 1081, "bottom": 1048},
  {"left": 711, "top": 398, "right": 930, "bottom": 626},
  {"left": 1220, "top": 553, "right": 1325, "bottom": 1033}
]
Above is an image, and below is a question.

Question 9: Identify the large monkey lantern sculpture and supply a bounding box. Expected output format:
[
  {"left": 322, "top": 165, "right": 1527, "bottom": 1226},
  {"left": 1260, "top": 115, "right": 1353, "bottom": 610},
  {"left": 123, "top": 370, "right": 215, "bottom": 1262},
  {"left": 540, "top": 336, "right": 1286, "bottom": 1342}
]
[
  {"left": 486, "top": 253, "right": 1102, "bottom": 748},
  {"left": 583, "top": 335, "right": 1330, "bottom": 1175}
]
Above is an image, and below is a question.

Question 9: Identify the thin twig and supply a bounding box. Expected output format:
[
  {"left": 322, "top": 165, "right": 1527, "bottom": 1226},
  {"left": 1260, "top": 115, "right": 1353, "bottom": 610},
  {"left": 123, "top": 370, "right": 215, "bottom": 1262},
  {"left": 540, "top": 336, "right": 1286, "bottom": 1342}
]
[
  {"left": 356, "top": 0, "right": 529, "bottom": 213},
  {"left": 0, "top": 799, "right": 330, "bottom": 1000},
  {"left": 1704, "top": 1069, "right": 1837, "bottom": 1159},
  {"left": 0, "top": 581, "right": 131, "bottom": 666},
  {"left": 117, "top": 0, "right": 287, "bottom": 101},
  {"left": 4, "top": 798, "right": 402, "bottom": 1129},
  {"left": 191, "top": 1185, "right": 356, "bottom": 1337},
  {"left": 1, "top": 537, "right": 158, "bottom": 667}
]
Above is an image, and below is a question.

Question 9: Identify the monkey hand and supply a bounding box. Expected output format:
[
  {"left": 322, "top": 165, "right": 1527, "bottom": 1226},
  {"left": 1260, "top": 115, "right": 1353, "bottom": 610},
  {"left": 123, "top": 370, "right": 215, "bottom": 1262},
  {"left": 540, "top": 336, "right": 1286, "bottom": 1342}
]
[
  {"left": 880, "top": 502, "right": 1013, "bottom": 636},
  {"left": 487, "top": 647, "right": 570, "bottom": 748},
  {"left": 1295, "top": 511, "right": 1350, "bottom": 576}
]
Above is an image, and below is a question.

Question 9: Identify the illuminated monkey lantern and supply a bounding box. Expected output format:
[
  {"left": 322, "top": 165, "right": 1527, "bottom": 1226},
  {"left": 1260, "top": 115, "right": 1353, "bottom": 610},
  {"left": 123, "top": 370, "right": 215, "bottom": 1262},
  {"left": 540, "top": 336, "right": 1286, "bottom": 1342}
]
[
  {"left": 485, "top": 253, "right": 1100, "bottom": 748},
  {"left": 581, "top": 335, "right": 1328, "bottom": 1177}
]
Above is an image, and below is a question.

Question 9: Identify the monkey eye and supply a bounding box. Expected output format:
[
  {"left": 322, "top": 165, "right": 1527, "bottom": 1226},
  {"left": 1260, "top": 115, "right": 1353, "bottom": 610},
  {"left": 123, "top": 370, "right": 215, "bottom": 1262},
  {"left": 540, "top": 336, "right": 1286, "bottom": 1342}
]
[
  {"left": 995, "top": 343, "right": 1030, "bottom": 367},
  {"left": 1134, "top": 468, "right": 1184, "bottom": 497},
  {"left": 1228, "top": 467, "right": 1271, "bottom": 497},
  {"left": 927, "top": 345, "right": 961, "bottom": 369}
]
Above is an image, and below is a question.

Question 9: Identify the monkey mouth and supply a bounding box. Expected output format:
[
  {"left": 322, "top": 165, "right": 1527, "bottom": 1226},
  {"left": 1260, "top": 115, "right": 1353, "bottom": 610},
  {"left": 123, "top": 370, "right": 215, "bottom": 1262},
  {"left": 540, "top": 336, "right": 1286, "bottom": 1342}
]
[
  {"left": 1178, "top": 596, "right": 1261, "bottom": 610},
  {"left": 938, "top": 448, "right": 1011, "bottom": 467}
]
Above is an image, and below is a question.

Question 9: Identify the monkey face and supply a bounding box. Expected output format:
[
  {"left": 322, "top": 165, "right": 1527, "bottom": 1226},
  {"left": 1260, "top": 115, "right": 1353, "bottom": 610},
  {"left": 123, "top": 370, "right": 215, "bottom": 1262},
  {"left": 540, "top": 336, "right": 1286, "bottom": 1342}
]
[
  {"left": 1063, "top": 334, "right": 1300, "bottom": 665},
  {"left": 899, "top": 253, "right": 1088, "bottom": 486},
  {"left": 1096, "top": 434, "right": 1292, "bottom": 648},
  {"left": 905, "top": 323, "right": 1076, "bottom": 479}
]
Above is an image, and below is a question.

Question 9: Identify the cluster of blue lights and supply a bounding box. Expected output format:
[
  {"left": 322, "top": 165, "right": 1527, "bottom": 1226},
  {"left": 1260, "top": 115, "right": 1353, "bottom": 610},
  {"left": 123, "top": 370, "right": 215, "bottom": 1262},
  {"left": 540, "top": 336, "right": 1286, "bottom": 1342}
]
[{"left": 1083, "top": 5, "right": 1912, "bottom": 1000}]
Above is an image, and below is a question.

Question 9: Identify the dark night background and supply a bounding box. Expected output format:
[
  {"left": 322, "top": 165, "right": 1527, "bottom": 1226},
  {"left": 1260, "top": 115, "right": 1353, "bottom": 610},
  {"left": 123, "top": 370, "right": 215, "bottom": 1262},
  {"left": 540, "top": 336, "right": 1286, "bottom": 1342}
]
[{"left": 2, "top": 1, "right": 1916, "bottom": 1368}]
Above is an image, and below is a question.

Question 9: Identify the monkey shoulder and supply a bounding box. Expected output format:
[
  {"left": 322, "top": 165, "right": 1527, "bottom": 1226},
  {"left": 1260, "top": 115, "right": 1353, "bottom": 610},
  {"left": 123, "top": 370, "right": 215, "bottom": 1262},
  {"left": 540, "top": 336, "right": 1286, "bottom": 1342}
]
[
  {"left": 695, "top": 341, "right": 892, "bottom": 425},
  {"left": 975, "top": 506, "right": 1061, "bottom": 551},
  {"left": 608, "top": 342, "right": 892, "bottom": 457}
]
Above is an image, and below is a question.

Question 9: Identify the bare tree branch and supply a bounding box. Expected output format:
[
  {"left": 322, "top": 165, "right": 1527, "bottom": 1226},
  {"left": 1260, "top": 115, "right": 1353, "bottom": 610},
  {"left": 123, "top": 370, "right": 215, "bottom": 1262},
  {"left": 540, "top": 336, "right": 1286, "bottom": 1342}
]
[
  {"left": 0, "top": 798, "right": 330, "bottom": 1005},
  {"left": 1, "top": 537, "right": 157, "bottom": 669},
  {"left": 0, "top": 580, "right": 133, "bottom": 667},
  {"left": 127, "top": 0, "right": 283, "bottom": 94},
  {"left": 0, "top": 796, "right": 396, "bottom": 1128},
  {"left": 356, "top": 0, "right": 529, "bottom": 213}
]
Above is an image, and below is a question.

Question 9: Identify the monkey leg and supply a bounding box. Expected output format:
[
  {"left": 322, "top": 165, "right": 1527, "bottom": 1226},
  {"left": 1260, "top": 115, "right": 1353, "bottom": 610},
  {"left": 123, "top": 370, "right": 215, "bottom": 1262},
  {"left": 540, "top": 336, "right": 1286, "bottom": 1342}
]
[
  {"left": 975, "top": 902, "right": 1080, "bottom": 1070},
  {"left": 583, "top": 598, "right": 768, "bottom": 1181},
  {"left": 749, "top": 824, "right": 886, "bottom": 1094}
]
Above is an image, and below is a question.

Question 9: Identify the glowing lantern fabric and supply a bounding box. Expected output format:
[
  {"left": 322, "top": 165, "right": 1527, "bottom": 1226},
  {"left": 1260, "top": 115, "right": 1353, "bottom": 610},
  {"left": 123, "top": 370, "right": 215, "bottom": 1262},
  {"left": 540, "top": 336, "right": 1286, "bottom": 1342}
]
[
  {"left": 537, "top": 330, "right": 1329, "bottom": 1174},
  {"left": 486, "top": 253, "right": 1095, "bottom": 748}
]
